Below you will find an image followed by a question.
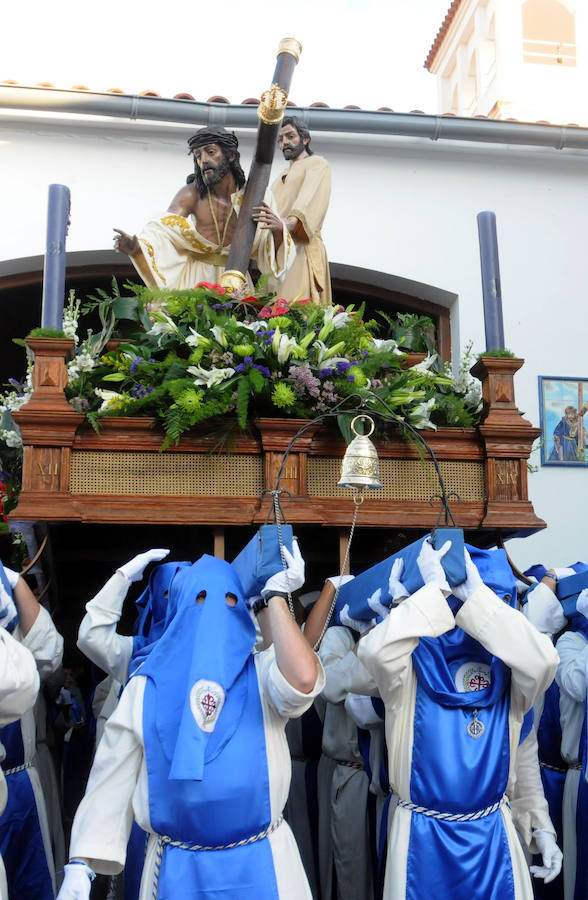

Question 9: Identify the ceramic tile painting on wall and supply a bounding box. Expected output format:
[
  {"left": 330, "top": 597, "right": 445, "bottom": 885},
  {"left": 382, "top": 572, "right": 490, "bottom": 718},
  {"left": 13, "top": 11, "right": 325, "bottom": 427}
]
[{"left": 539, "top": 376, "right": 588, "bottom": 466}]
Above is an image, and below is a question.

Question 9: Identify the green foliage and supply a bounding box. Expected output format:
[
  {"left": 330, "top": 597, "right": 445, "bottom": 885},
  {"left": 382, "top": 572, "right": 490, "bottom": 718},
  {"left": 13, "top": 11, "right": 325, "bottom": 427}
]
[
  {"left": 477, "top": 348, "right": 516, "bottom": 359},
  {"left": 27, "top": 327, "right": 67, "bottom": 339}
]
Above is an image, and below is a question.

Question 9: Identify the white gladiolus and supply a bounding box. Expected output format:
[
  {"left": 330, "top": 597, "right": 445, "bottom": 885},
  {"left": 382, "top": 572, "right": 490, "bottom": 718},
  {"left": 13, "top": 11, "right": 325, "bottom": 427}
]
[
  {"left": 210, "top": 325, "right": 228, "bottom": 348},
  {"left": 323, "top": 305, "right": 351, "bottom": 329},
  {"left": 409, "top": 398, "right": 437, "bottom": 430}
]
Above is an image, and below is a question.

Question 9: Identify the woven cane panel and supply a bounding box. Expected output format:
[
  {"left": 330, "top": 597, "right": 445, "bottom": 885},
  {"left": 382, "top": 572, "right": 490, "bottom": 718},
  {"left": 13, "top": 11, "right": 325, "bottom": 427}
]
[
  {"left": 70, "top": 451, "right": 262, "bottom": 496},
  {"left": 307, "top": 458, "right": 486, "bottom": 501}
]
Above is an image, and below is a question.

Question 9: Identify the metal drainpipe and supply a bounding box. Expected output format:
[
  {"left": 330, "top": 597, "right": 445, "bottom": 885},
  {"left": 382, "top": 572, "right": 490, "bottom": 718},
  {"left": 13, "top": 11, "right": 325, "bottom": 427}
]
[{"left": 1, "top": 85, "right": 588, "bottom": 152}]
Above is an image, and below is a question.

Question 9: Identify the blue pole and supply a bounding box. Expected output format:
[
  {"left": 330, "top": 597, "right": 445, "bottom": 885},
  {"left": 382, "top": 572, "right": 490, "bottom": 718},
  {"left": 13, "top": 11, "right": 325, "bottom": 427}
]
[
  {"left": 476, "top": 211, "right": 505, "bottom": 351},
  {"left": 41, "top": 184, "right": 71, "bottom": 330}
]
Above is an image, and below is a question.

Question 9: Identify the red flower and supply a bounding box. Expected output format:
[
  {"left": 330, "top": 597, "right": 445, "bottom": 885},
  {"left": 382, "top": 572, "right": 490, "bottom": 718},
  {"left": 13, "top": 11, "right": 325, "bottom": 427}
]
[
  {"left": 258, "top": 298, "right": 291, "bottom": 319},
  {"left": 195, "top": 282, "right": 226, "bottom": 294},
  {"left": 291, "top": 297, "right": 312, "bottom": 306}
]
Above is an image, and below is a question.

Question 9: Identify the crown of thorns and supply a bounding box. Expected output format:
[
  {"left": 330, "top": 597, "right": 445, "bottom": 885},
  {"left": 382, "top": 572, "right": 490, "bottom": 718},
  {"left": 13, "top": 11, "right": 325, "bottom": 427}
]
[{"left": 187, "top": 127, "right": 239, "bottom": 153}]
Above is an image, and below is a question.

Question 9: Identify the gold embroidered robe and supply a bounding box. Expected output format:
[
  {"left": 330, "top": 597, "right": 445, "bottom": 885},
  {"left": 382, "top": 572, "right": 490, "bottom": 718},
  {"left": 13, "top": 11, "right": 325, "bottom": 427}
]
[{"left": 132, "top": 188, "right": 295, "bottom": 291}]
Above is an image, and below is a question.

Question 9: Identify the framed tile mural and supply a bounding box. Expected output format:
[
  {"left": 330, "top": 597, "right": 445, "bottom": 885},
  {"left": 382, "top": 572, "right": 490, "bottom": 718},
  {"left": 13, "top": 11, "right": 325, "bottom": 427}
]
[{"left": 539, "top": 377, "right": 588, "bottom": 466}]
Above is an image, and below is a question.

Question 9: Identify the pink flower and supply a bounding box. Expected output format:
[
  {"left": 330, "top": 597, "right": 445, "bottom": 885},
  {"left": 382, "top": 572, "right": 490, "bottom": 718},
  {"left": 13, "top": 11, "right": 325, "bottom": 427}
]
[
  {"left": 291, "top": 297, "right": 312, "bottom": 306},
  {"left": 258, "top": 298, "right": 291, "bottom": 319}
]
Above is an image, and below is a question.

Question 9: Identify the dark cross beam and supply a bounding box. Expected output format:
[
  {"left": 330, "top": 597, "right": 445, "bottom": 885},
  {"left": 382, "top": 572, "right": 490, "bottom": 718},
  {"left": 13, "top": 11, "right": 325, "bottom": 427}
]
[{"left": 222, "top": 38, "right": 301, "bottom": 289}]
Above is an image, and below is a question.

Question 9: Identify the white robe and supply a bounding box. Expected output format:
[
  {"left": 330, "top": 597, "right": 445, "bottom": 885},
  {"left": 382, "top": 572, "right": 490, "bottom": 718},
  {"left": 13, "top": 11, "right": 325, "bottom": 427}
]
[
  {"left": 357, "top": 583, "right": 559, "bottom": 900},
  {"left": 77, "top": 573, "right": 133, "bottom": 685},
  {"left": 0, "top": 628, "right": 40, "bottom": 900},
  {"left": 69, "top": 646, "right": 325, "bottom": 900},
  {"left": 4, "top": 607, "right": 63, "bottom": 896}
]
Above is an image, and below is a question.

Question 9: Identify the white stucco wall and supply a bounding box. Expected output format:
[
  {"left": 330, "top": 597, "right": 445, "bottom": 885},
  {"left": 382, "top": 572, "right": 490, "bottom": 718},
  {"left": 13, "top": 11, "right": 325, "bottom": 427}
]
[{"left": 1, "top": 107, "right": 587, "bottom": 570}]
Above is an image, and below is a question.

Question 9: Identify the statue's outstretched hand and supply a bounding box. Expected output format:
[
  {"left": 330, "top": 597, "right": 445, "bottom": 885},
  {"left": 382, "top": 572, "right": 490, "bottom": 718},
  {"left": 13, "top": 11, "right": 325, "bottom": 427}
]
[{"left": 113, "top": 228, "right": 139, "bottom": 256}]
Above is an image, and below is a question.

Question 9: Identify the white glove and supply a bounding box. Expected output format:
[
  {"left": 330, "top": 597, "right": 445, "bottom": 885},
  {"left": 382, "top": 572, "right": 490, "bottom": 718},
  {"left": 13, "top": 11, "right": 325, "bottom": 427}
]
[
  {"left": 367, "top": 588, "right": 390, "bottom": 619},
  {"left": 524, "top": 583, "right": 567, "bottom": 635},
  {"left": 530, "top": 830, "right": 562, "bottom": 884},
  {"left": 0, "top": 583, "right": 18, "bottom": 630},
  {"left": 388, "top": 557, "right": 408, "bottom": 602},
  {"left": 577, "top": 587, "right": 588, "bottom": 619},
  {"left": 417, "top": 539, "right": 451, "bottom": 594},
  {"left": 451, "top": 548, "right": 484, "bottom": 602},
  {"left": 345, "top": 693, "right": 383, "bottom": 729},
  {"left": 553, "top": 567, "right": 575, "bottom": 580},
  {"left": 262, "top": 540, "right": 305, "bottom": 598},
  {"left": 57, "top": 862, "right": 95, "bottom": 899},
  {"left": 117, "top": 549, "right": 170, "bottom": 583},
  {"left": 326, "top": 574, "right": 355, "bottom": 590},
  {"left": 339, "top": 603, "right": 376, "bottom": 635},
  {"left": 2, "top": 566, "right": 19, "bottom": 589}
]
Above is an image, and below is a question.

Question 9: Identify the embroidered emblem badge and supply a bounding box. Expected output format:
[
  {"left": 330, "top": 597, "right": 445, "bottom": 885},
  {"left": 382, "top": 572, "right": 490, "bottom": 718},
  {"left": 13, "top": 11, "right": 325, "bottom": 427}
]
[
  {"left": 190, "top": 680, "right": 225, "bottom": 733},
  {"left": 455, "top": 662, "right": 491, "bottom": 693},
  {"left": 467, "top": 709, "right": 485, "bottom": 739}
]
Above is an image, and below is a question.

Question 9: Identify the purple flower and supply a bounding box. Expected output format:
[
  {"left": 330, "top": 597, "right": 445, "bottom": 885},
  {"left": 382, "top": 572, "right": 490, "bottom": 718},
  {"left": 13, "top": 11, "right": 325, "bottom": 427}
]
[
  {"left": 318, "top": 368, "right": 333, "bottom": 379},
  {"left": 362, "top": 349, "right": 370, "bottom": 358},
  {"left": 253, "top": 365, "right": 270, "bottom": 378},
  {"left": 236, "top": 363, "right": 245, "bottom": 373},
  {"left": 336, "top": 361, "right": 351, "bottom": 374},
  {"left": 244, "top": 356, "right": 253, "bottom": 365},
  {"left": 8, "top": 378, "right": 20, "bottom": 389},
  {"left": 347, "top": 375, "right": 355, "bottom": 382},
  {"left": 130, "top": 357, "right": 144, "bottom": 375}
]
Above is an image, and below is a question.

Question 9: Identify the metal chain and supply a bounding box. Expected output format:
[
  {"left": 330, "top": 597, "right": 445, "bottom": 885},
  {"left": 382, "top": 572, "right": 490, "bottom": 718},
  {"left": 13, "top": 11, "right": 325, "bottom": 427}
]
[{"left": 313, "top": 491, "right": 364, "bottom": 651}]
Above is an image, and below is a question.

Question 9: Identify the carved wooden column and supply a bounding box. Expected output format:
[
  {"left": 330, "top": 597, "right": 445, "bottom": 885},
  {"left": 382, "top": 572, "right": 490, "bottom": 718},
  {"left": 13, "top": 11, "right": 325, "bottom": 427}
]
[
  {"left": 471, "top": 357, "right": 545, "bottom": 533},
  {"left": 10, "top": 338, "right": 83, "bottom": 520},
  {"left": 254, "top": 418, "right": 323, "bottom": 523}
]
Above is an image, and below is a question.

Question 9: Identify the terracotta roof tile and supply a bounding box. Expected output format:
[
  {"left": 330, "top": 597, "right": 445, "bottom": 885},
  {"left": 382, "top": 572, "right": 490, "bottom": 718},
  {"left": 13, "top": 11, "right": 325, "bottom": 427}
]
[{"left": 424, "top": 0, "right": 464, "bottom": 71}]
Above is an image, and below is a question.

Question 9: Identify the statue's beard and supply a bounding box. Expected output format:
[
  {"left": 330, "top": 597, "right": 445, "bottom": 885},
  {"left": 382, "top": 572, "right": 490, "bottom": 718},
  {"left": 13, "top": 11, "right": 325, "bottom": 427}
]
[
  {"left": 282, "top": 141, "right": 305, "bottom": 161},
  {"left": 201, "top": 156, "right": 231, "bottom": 187}
]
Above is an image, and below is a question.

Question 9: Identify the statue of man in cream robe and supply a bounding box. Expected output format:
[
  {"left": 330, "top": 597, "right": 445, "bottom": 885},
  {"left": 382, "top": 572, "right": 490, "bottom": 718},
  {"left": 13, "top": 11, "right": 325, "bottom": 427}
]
[
  {"left": 113, "top": 127, "right": 295, "bottom": 291},
  {"left": 269, "top": 116, "right": 332, "bottom": 305}
]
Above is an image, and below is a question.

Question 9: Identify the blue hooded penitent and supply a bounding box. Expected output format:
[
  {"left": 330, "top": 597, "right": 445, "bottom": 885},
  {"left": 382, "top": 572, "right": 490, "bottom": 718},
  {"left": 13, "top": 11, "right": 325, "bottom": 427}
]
[
  {"left": 524, "top": 562, "right": 588, "bottom": 638},
  {"left": 138, "top": 555, "right": 256, "bottom": 781},
  {"left": 130, "top": 560, "right": 190, "bottom": 676}
]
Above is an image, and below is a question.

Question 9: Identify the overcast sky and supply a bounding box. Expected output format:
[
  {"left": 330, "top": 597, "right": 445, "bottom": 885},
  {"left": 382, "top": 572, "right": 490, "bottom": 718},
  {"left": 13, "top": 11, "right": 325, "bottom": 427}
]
[{"left": 3, "top": 0, "right": 451, "bottom": 112}]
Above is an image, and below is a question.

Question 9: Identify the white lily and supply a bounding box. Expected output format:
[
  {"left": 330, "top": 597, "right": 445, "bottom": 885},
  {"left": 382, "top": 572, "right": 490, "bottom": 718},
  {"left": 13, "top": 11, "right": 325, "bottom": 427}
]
[
  {"left": 240, "top": 321, "right": 267, "bottom": 334},
  {"left": 409, "top": 398, "right": 437, "bottom": 430},
  {"left": 371, "top": 338, "right": 403, "bottom": 355},
  {"left": 312, "top": 340, "right": 348, "bottom": 366},
  {"left": 274, "top": 333, "right": 299, "bottom": 364},
  {"left": 323, "top": 305, "right": 351, "bottom": 329},
  {"left": 147, "top": 312, "right": 179, "bottom": 341},
  {"left": 210, "top": 325, "right": 228, "bottom": 348},
  {"left": 185, "top": 327, "right": 210, "bottom": 348},
  {"left": 95, "top": 389, "right": 124, "bottom": 411},
  {"left": 187, "top": 365, "right": 235, "bottom": 388},
  {"left": 411, "top": 354, "right": 437, "bottom": 375}
]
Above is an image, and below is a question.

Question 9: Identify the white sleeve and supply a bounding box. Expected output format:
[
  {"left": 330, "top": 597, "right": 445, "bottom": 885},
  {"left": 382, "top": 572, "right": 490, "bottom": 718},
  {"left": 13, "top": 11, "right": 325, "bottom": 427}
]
[
  {"left": 455, "top": 585, "right": 559, "bottom": 716},
  {"left": 510, "top": 727, "right": 555, "bottom": 850},
  {"left": 523, "top": 583, "right": 567, "bottom": 636},
  {"left": 69, "top": 676, "right": 145, "bottom": 874},
  {"left": 555, "top": 631, "right": 588, "bottom": 703},
  {"left": 259, "top": 647, "right": 325, "bottom": 720},
  {"left": 77, "top": 573, "right": 133, "bottom": 684},
  {"left": 15, "top": 605, "right": 63, "bottom": 680},
  {"left": 357, "top": 583, "right": 455, "bottom": 702},
  {"left": 319, "top": 626, "right": 378, "bottom": 704},
  {"left": 0, "top": 629, "right": 39, "bottom": 725}
]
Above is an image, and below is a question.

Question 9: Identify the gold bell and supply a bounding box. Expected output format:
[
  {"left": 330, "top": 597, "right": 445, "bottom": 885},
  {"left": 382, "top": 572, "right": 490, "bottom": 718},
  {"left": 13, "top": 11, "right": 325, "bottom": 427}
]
[{"left": 338, "top": 415, "right": 382, "bottom": 490}]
